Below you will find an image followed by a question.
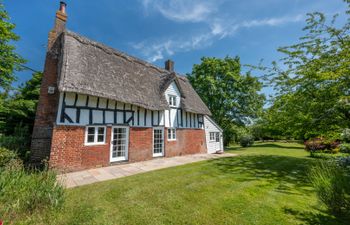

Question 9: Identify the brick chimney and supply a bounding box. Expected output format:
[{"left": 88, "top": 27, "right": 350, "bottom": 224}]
[
  {"left": 165, "top": 60, "right": 174, "bottom": 72},
  {"left": 47, "top": 1, "right": 67, "bottom": 49},
  {"left": 30, "top": 2, "right": 68, "bottom": 165}
]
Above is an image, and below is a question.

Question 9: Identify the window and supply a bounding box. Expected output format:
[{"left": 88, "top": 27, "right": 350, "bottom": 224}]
[
  {"left": 215, "top": 132, "right": 220, "bottom": 142},
  {"left": 168, "top": 95, "right": 177, "bottom": 107},
  {"left": 168, "top": 128, "right": 176, "bottom": 141},
  {"left": 210, "top": 132, "right": 220, "bottom": 142},
  {"left": 85, "top": 126, "right": 106, "bottom": 145},
  {"left": 209, "top": 132, "right": 216, "bottom": 141}
]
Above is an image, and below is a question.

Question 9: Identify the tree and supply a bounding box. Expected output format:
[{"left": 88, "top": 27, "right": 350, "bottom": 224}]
[
  {"left": 0, "top": 72, "right": 42, "bottom": 160},
  {"left": 188, "top": 56, "right": 265, "bottom": 145},
  {"left": 0, "top": 72, "right": 42, "bottom": 135},
  {"left": 0, "top": 2, "right": 26, "bottom": 91},
  {"left": 261, "top": 1, "right": 350, "bottom": 140}
]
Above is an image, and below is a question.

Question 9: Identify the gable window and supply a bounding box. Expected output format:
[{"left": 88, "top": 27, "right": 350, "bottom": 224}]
[
  {"left": 168, "top": 95, "right": 177, "bottom": 107},
  {"left": 168, "top": 128, "right": 176, "bottom": 141},
  {"left": 85, "top": 126, "right": 106, "bottom": 145}
]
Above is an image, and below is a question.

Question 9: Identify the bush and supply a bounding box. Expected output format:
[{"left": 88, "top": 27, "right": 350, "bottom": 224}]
[
  {"left": 240, "top": 135, "right": 254, "bottom": 147},
  {"left": 341, "top": 128, "right": 350, "bottom": 143},
  {"left": 340, "top": 143, "right": 350, "bottom": 153},
  {"left": 0, "top": 126, "right": 31, "bottom": 162},
  {"left": 309, "top": 160, "right": 350, "bottom": 215},
  {"left": 0, "top": 147, "right": 23, "bottom": 170},
  {"left": 304, "top": 138, "right": 340, "bottom": 153}
]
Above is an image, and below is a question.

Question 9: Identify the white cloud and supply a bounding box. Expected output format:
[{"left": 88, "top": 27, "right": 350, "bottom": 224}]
[
  {"left": 141, "top": 0, "right": 217, "bottom": 22},
  {"left": 136, "top": 0, "right": 305, "bottom": 62}
]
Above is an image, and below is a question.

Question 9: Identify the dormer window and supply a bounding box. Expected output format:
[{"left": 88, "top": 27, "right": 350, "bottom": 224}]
[{"left": 168, "top": 95, "right": 177, "bottom": 107}]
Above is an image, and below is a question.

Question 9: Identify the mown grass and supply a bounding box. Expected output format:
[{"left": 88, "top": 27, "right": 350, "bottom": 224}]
[{"left": 14, "top": 142, "right": 350, "bottom": 224}]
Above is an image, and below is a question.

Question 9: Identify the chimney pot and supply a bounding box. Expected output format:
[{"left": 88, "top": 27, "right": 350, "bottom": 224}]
[
  {"left": 165, "top": 60, "right": 174, "bottom": 72},
  {"left": 59, "top": 1, "right": 67, "bottom": 14}
]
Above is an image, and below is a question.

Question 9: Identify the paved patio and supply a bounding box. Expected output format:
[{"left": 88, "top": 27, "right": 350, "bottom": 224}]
[{"left": 57, "top": 153, "right": 237, "bottom": 188}]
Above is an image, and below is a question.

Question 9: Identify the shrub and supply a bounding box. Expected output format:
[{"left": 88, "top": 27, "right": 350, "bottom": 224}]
[
  {"left": 340, "top": 143, "right": 350, "bottom": 153},
  {"left": 309, "top": 160, "right": 350, "bottom": 215},
  {"left": 0, "top": 147, "right": 23, "bottom": 170},
  {"left": 304, "top": 138, "right": 340, "bottom": 153},
  {"left": 341, "top": 128, "right": 350, "bottom": 143},
  {"left": 0, "top": 131, "right": 31, "bottom": 162},
  {"left": 240, "top": 135, "right": 254, "bottom": 147}
]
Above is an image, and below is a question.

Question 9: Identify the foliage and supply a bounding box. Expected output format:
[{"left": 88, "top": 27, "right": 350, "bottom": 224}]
[
  {"left": 310, "top": 152, "right": 350, "bottom": 160},
  {"left": 188, "top": 56, "right": 264, "bottom": 145},
  {"left": 0, "top": 168, "right": 65, "bottom": 221},
  {"left": 239, "top": 135, "right": 255, "bottom": 147},
  {"left": 0, "top": 72, "right": 42, "bottom": 135},
  {"left": 304, "top": 138, "right": 340, "bottom": 153},
  {"left": 0, "top": 148, "right": 64, "bottom": 222},
  {"left": 0, "top": 2, "right": 26, "bottom": 91},
  {"left": 0, "top": 146, "right": 22, "bottom": 170},
  {"left": 258, "top": 1, "right": 350, "bottom": 140},
  {"left": 309, "top": 160, "right": 350, "bottom": 215},
  {"left": 341, "top": 128, "right": 350, "bottom": 143},
  {"left": 340, "top": 143, "right": 350, "bottom": 153},
  {"left": 0, "top": 125, "right": 31, "bottom": 161}
]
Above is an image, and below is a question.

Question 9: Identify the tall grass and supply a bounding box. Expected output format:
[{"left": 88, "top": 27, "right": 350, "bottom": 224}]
[
  {"left": 0, "top": 147, "right": 65, "bottom": 222},
  {"left": 309, "top": 160, "right": 350, "bottom": 215}
]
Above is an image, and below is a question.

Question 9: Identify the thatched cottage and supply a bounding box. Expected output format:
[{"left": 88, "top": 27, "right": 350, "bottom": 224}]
[{"left": 31, "top": 2, "right": 223, "bottom": 172}]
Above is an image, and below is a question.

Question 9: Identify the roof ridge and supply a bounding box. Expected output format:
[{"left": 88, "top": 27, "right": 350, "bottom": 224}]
[{"left": 64, "top": 30, "right": 169, "bottom": 75}]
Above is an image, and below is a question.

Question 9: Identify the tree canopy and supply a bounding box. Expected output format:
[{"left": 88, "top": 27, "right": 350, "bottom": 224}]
[
  {"left": 188, "top": 56, "right": 265, "bottom": 145},
  {"left": 259, "top": 1, "right": 350, "bottom": 140},
  {"left": 0, "top": 2, "right": 26, "bottom": 91}
]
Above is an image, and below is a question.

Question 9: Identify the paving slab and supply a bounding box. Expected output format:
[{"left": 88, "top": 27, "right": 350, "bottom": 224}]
[{"left": 57, "top": 153, "right": 237, "bottom": 188}]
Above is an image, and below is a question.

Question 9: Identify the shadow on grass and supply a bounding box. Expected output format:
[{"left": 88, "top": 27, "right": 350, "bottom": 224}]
[
  {"left": 283, "top": 207, "right": 350, "bottom": 225},
  {"left": 210, "top": 155, "right": 348, "bottom": 225},
  {"left": 212, "top": 155, "right": 312, "bottom": 194}
]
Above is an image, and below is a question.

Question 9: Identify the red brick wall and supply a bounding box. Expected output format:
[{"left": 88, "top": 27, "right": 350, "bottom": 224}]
[
  {"left": 165, "top": 128, "right": 207, "bottom": 157},
  {"left": 50, "top": 126, "right": 111, "bottom": 172},
  {"left": 129, "top": 127, "right": 153, "bottom": 162},
  {"left": 50, "top": 126, "right": 207, "bottom": 172}
]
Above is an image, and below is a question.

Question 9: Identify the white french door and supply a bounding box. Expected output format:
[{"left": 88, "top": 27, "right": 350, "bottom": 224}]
[
  {"left": 153, "top": 127, "right": 164, "bottom": 157},
  {"left": 110, "top": 126, "right": 129, "bottom": 162}
]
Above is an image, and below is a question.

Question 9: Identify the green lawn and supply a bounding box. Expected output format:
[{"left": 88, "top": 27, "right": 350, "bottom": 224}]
[{"left": 21, "top": 142, "right": 348, "bottom": 224}]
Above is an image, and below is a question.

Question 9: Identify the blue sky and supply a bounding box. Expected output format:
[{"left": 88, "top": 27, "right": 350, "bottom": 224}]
[{"left": 5, "top": 0, "right": 346, "bottom": 97}]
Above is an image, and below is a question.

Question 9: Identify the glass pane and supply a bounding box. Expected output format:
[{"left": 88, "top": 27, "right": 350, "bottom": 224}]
[
  {"left": 168, "top": 129, "right": 171, "bottom": 139},
  {"left": 172, "top": 130, "right": 176, "bottom": 139},
  {"left": 98, "top": 127, "right": 105, "bottom": 135},
  {"left": 88, "top": 127, "right": 95, "bottom": 135},
  {"left": 87, "top": 134, "right": 94, "bottom": 143},
  {"left": 97, "top": 134, "right": 104, "bottom": 142}
]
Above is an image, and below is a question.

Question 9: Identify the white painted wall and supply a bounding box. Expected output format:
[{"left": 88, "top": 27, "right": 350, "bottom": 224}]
[{"left": 204, "top": 116, "right": 223, "bottom": 153}]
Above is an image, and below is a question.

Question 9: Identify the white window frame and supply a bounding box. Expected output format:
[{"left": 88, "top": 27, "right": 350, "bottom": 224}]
[
  {"left": 168, "top": 95, "right": 177, "bottom": 107},
  {"left": 85, "top": 126, "right": 106, "bottom": 145},
  {"left": 168, "top": 128, "right": 176, "bottom": 141}
]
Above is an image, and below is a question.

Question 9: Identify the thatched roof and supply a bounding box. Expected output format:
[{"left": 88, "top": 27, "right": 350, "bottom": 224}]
[{"left": 58, "top": 30, "right": 211, "bottom": 115}]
